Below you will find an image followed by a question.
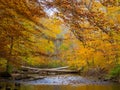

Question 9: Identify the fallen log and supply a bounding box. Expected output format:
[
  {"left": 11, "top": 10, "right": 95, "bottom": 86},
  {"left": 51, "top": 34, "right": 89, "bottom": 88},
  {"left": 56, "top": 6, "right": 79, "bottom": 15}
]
[
  {"left": 21, "top": 66, "right": 79, "bottom": 74},
  {"left": 50, "top": 66, "right": 69, "bottom": 70},
  {"left": 21, "top": 66, "right": 69, "bottom": 70},
  {"left": 11, "top": 73, "right": 45, "bottom": 80}
]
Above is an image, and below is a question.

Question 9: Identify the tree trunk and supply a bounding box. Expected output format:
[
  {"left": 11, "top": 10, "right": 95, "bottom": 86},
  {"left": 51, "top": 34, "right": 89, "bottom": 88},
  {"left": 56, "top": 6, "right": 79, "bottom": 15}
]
[{"left": 6, "top": 37, "right": 14, "bottom": 73}]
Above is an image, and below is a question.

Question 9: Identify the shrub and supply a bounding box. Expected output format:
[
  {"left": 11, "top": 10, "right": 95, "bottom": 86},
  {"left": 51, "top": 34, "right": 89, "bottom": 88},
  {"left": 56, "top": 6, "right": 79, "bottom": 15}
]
[{"left": 109, "top": 64, "right": 120, "bottom": 80}]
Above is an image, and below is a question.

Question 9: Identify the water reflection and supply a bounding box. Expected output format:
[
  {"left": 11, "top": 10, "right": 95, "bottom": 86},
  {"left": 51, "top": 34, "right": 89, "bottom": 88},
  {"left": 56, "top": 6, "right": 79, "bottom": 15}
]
[
  {"left": 28, "top": 85, "right": 120, "bottom": 90},
  {"left": 0, "top": 82, "right": 21, "bottom": 90},
  {"left": 0, "top": 82, "right": 120, "bottom": 90}
]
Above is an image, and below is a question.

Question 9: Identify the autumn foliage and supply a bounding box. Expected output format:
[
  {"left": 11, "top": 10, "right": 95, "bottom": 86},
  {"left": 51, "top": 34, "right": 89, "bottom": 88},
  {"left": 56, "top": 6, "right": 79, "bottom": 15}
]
[{"left": 0, "top": 0, "right": 120, "bottom": 80}]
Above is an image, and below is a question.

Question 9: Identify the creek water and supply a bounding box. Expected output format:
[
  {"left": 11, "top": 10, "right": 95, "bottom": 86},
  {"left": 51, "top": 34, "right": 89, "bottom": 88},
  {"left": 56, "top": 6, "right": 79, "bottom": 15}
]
[{"left": 0, "top": 74, "right": 120, "bottom": 90}]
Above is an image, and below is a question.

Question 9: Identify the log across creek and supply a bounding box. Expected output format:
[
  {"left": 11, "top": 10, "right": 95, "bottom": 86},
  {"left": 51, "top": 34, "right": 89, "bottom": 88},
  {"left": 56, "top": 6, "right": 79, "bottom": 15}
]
[
  {"left": 11, "top": 66, "right": 81, "bottom": 81},
  {"left": 21, "top": 66, "right": 80, "bottom": 74}
]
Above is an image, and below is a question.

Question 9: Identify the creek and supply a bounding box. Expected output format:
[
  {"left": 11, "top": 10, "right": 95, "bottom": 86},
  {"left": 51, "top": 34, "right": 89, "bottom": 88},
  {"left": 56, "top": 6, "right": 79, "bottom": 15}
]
[{"left": 0, "top": 74, "right": 120, "bottom": 90}]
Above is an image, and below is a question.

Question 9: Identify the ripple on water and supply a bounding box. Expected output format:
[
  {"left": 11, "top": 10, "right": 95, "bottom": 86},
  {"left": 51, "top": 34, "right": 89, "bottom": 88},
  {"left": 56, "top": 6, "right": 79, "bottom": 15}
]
[{"left": 22, "top": 75, "right": 110, "bottom": 85}]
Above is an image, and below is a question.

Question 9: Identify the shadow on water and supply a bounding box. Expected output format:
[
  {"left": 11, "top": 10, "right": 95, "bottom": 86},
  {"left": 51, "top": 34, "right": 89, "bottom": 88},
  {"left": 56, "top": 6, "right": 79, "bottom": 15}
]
[{"left": 0, "top": 82, "right": 21, "bottom": 90}]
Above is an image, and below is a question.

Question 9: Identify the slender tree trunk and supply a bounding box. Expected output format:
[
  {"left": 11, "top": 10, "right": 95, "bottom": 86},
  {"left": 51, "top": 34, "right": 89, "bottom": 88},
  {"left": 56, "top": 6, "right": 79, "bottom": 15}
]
[{"left": 6, "top": 37, "right": 14, "bottom": 73}]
